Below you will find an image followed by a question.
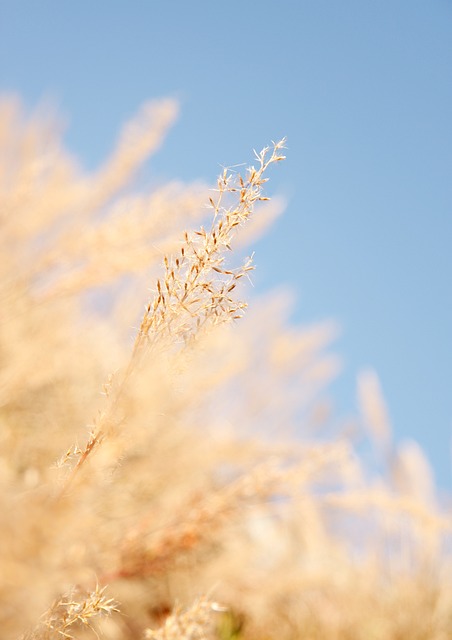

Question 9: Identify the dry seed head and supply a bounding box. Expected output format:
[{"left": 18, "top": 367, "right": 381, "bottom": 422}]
[{"left": 56, "top": 139, "right": 285, "bottom": 505}]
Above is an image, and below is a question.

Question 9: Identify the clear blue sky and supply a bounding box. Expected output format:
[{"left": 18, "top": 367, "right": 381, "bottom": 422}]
[{"left": 1, "top": 1, "right": 451, "bottom": 488}]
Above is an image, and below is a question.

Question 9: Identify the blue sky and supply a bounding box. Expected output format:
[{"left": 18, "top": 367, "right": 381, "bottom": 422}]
[{"left": 1, "top": 1, "right": 451, "bottom": 488}]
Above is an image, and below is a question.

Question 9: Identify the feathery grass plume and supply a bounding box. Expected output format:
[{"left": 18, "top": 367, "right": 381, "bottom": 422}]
[
  {"left": 21, "top": 585, "right": 119, "bottom": 640},
  {"left": 134, "top": 139, "right": 287, "bottom": 350},
  {"left": 358, "top": 368, "right": 393, "bottom": 457},
  {"left": 59, "top": 140, "right": 286, "bottom": 491},
  {"left": 109, "top": 443, "right": 357, "bottom": 586}
]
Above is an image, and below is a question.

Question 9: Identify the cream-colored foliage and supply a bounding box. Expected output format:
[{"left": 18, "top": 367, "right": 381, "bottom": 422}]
[{"left": 1, "top": 99, "right": 451, "bottom": 640}]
